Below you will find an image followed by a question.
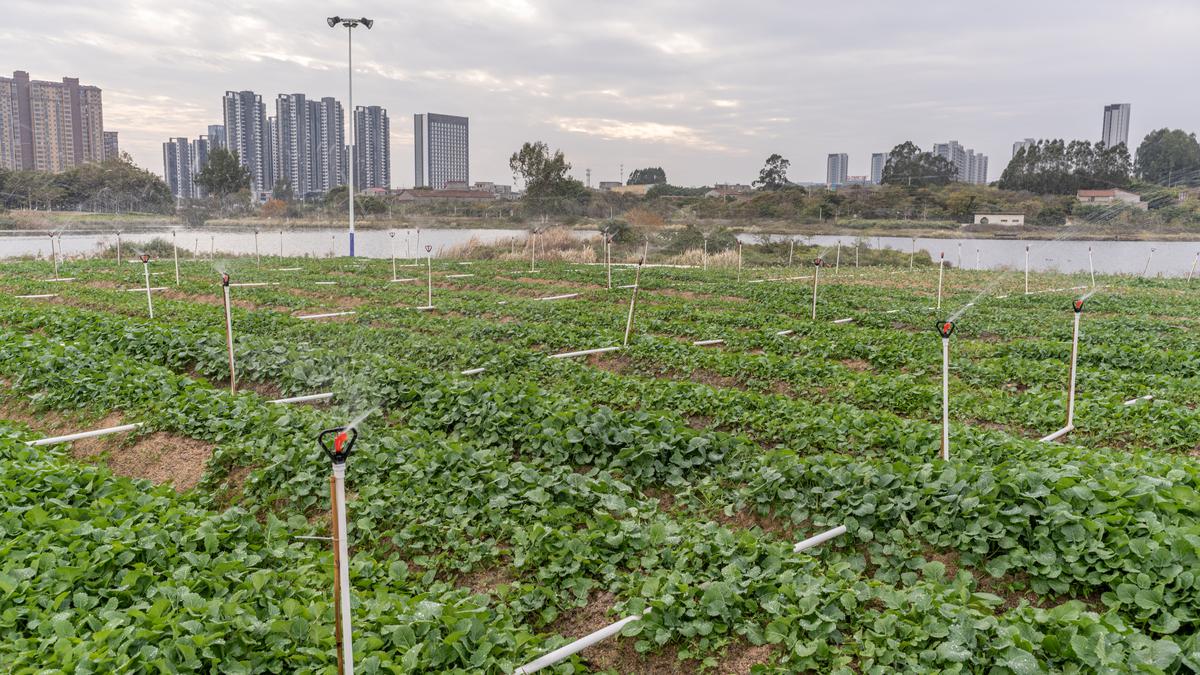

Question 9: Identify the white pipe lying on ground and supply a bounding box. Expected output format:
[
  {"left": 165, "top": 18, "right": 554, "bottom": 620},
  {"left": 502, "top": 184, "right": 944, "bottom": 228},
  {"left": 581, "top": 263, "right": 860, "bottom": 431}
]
[
  {"left": 14, "top": 293, "right": 58, "bottom": 299},
  {"left": 1039, "top": 425, "right": 1074, "bottom": 443},
  {"left": 270, "top": 392, "right": 334, "bottom": 404},
  {"left": 548, "top": 346, "right": 621, "bottom": 359},
  {"left": 537, "top": 293, "right": 580, "bottom": 301},
  {"left": 296, "top": 311, "right": 357, "bottom": 320},
  {"left": 775, "top": 329, "right": 794, "bottom": 336},
  {"left": 617, "top": 284, "right": 638, "bottom": 289},
  {"left": 124, "top": 286, "right": 167, "bottom": 292},
  {"left": 512, "top": 610, "right": 651, "bottom": 675},
  {"left": 793, "top": 525, "right": 848, "bottom": 553},
  {"left": 314, "top": 281, "right": 338, "bottom": 285},
  {"left": 832, "top": 318, "right": 854, "bottom": 324},
  {"left": 391, "top": 277, "right": 419, "bottom": 282},
  {"left": 693, "top": 338, "right": 725, "bottom": 346},
  {"left": 461, "top": 367, "right": 486, "bottom": 375},
  {"left": 414, "top": 305, "right": 436, "bottom": 311},
  {"left": 445, "top": 274, "right": 475, "bottom": 279},
  {"left": 45, "top": 277, "right": 77, "bottom": 282},
  {"left": 30, "top": 422, "right": 143, "bottom": 446},
  {"left": 273, "top": 267, "right": 302, "bottom": 271},
  {"left": 229, "top": 282, "right": 280, "bottom": 288},
  {"left": 1123, "top": 394, "right": 1154, "bottom": 406}
]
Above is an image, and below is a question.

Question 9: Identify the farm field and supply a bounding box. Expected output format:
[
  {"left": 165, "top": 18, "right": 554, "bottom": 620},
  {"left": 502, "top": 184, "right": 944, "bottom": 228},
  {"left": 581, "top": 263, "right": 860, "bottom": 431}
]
[{"left": 1, "top": 247, "right": 1199, "bottom": 673}]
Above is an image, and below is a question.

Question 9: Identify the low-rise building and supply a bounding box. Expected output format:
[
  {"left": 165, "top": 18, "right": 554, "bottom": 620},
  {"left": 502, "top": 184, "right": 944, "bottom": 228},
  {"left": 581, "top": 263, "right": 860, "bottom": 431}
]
[
  {"left": 597, "top": 181, "right": 623, "bottom": 191},
  {"left": 392, "top": 188, "right": 495, "bottom": 202},
  {"left": 608, "top": 184, "right": 653, "bottom": 196},
  {"left": 1076, "top": 188, "right": 1145, "bottom": 209},
  {"left": 972, "top": 213, "right": 1025, "bottom": 226}
]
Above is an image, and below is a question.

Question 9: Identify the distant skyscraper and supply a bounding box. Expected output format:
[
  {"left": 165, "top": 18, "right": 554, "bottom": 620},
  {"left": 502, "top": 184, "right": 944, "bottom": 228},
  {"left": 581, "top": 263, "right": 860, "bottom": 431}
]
[
  {"left": 870, "top": 152, "right": 887, "bottom": 184},
  {"left": 191, "top": 136, "right": 210, "bottom": 197},
  {"left": 1102, "top": 103, "right": 1131, "bottom": 148},
  {"left": 266, "top": 115, "right": 277, "bottom": 192},
  {"left": 312, "top": 97, "right": 346, "bottom": 193},
  {"left": 207, "top": 124, "right": 226, "bottom": 150},
  {"left": 826, "top": 153, "right": 848, "bottom": 187},
  {"left": 0, "top": 70, "right": 104, "bottom": 172},
  {"left": 1012, "top": 138, "right": 1036, "bottom": 158},
  {"left": 103, "top": 131, "right": 119, "bottom": 161},
  {"left": 222, "top": 90, "right": 271, "bottom": 198},
  {"left": 162, "top": 137, "right": 194, "bottom": 201},
  {"left": 932, "top": 141, "right": 987, "bottom": 184},
  {"left": 356, "top": 106, "right": 390, "bottom": 189},
  {"left": 274, "top": 93, "right": 313, "bottom": 196},
  {"left": 414, "top": 113, "right": 468, "bottom": 189}
]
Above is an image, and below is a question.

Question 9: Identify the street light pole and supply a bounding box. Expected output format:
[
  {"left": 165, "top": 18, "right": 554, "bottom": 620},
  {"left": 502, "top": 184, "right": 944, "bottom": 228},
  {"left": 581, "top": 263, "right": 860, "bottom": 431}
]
[{"left": 328, "top": 16, "right": 374, "bottom": 258}]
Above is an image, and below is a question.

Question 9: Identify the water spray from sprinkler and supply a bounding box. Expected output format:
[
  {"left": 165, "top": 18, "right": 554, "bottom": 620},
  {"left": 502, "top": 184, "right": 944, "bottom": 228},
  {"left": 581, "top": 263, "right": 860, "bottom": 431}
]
[
  {"left": 318, "top": 426, "right": 359, "bottom": 675},
  {"left": 937, "top": 320, "right": 955, "bottom": 461}
]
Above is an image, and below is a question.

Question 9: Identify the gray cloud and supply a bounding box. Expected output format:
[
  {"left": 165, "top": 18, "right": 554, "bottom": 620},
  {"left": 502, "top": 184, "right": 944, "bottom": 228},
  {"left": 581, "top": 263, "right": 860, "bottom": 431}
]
[{"left": 3, "top": 0, "right": 1197, "bottom": 186}]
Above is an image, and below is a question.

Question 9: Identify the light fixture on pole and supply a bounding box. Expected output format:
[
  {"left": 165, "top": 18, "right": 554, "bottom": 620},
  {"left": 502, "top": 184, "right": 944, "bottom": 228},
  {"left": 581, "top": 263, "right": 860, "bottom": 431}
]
[{"left": 327, "top": 16, "right": 374, "bottom": 258}]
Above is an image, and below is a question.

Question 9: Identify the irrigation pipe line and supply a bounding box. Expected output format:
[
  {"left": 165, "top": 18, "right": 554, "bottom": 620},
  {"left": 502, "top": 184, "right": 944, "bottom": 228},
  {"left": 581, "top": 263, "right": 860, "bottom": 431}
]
[
  {"left": 319, "top": 427, "right": 357, "bottom": 675},
  {"left": 512, "top": 610, "right": 652, "bottom": 675},
  {"left": 296, "top": 311, "right": 358, "bottom": 320},
  {"left": 29, "top": 422, "right": 144, "bottom": 446},
  {"left": 692, "top": 338, "right": 725, "bottom": 346},
  {"left": 547, "top": 346, "right": 621, "bottom": 359},
  {"left": 792, "top": 524, "right": 848, "bottom": 553},
  {"left": 270, "top": 392, "right": 334, "bottom": 404},
  {"left": 1123, "top": 394, "right": 1154, "bottom": 406},
  {"left": 14, "top": 293, "right": 58, "bottom": 299},
  {"left": 537, "top": 293, "right": 580, "bottom": 301},
  {"left": 1040, "top": 298, "right": 1086, "bottom": 443}
]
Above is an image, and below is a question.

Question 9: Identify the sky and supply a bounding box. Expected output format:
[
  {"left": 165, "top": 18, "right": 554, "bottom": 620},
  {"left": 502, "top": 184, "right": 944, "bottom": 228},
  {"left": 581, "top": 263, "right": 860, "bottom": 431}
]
[{"left": 3, "top": 0, "right": 1198, "bottom": 187}]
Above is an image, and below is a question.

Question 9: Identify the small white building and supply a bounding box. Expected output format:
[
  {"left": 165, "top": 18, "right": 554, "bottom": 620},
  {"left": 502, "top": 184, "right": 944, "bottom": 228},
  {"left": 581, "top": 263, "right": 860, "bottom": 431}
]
[{"left": 973, "top": 213, "right": 1025, "bottom": 226}]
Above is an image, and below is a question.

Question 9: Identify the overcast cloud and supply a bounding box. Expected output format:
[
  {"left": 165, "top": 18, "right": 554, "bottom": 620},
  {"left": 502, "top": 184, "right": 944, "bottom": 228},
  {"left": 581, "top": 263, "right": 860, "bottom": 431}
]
[{"left": 3, "top": 0, "right": 1197, "bottom": 186}]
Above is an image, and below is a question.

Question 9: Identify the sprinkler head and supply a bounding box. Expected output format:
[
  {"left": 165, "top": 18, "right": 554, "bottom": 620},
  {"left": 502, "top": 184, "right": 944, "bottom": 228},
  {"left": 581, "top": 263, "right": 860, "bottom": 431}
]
[
  {"left": 221, "top": 272, "right": 230, "bottom": 287},
  {"left": 139, "top": 253, "right": 150, "bottom": 264},
  {"left": 813, "top": 257, "right": 823, "bottom": 267},
  {"left": 425, "top": 244, "right": 432, "bottom": 253},
  {"left": 318, "top": 426, "right": 358, "bottom": 464},
  {"left": 1073, "top": 299, "right": 1084, "bottom": 313},
  {"left": 937, "top": 321, "right": 955, "bottom": 338},
  {"left": 389, "top": 232, "right": 395, "bottom": 238}
]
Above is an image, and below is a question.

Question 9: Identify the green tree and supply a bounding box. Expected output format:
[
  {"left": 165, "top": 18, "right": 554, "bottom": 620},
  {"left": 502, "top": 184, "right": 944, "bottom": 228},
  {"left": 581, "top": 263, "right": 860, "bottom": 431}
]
[
  {"left": 753, "top": 154, "right": 791, "bottom": 190},
  {"left": 627, "top": 167, "right": 667, "bottom": 185},
  {"left": 1134, "top": 128, "right": 1200, "bottom": 186},
  {"left": 997, "top": 139, "right": 1130, "bottom": 194},
  {"left": 195, "top": 148, "right": 252, "bottom": 197},
  {"left": 509, "top": 141, "right": 587, "bottom": 213},
  {"left": 272, "top": 178, "right": 295, "bottom": 202},
  {"left": 881, "top": 142, "right": 956, "bottom": 187}
]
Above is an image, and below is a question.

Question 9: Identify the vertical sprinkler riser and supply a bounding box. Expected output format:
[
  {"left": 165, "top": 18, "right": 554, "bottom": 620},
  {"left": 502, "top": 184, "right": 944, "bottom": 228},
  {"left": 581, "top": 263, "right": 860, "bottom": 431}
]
[
  {"left": 318, "top": 427, "right": 358, "bottom": 675},
  {"left": 172, "top": 231, "right": 180, "bottom": 285},
  {"left": 936, "top": 252, "right": 945, "bottom": 310},
  {"left": 737, "top": 243, "right": 743, "bottom": 282},
  {"left": 425, "top": 245, "right": 434, "bottom": 307},
  {"left": 811, "top": 258, "right": 822, "bottom": 321},
  {"left": 1088, "top": 247, "right": 1096, "bottom": 287},
  {"left": 389, "top": 232, "right": 397, "bottom": 281},
  {"left": 1067, "top": 299, "right": 1083, "bottom": 428},
  {"left": 140, "top": 254, "right": 154, "bottom": 319},
  {"left": 1024, "top": 245, "right": 1030, "bottom": 294},
  {"left": 623, "top": 261, "right": 644, "bottom": 347},
  {"left": 937, "top": 321, "right": 955, "bottom": 461},
  {"left": 221, "top": 273, "right": 236, "bottom": 394}
]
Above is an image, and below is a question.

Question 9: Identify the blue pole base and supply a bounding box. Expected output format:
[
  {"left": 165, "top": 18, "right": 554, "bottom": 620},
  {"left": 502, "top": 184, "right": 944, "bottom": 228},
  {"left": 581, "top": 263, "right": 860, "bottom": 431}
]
[{"left": 349, "top": 231, "right": 355, "bottom": 258}]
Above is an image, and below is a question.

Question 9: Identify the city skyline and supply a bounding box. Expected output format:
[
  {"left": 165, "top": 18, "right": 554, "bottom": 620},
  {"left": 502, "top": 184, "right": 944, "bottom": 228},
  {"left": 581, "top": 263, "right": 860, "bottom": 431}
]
[{"left": 1, "top": 2, "right": 1196, "bottom": 186}]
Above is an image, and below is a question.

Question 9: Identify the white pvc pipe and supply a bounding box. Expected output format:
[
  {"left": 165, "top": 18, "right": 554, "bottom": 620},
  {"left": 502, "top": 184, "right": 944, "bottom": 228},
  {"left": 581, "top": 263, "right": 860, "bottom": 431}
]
[
  {"left": 273, "top": 267, "right": 303, "bottom": 272},
  {"left": 1123, "top": 394, "right": 1154, "bottom": 406},
  {"left": 548, "top": 346, "right": 621, "bottom": 359},
  {"left": 46, "top": 277, "right": 77, "bottom": 282},
  {"left": 623, "top": 265, "right": 643, "bottom": 347},
  {"left": 832, "top": 318, "right": 854, "bottom": 324},
  {"left": 775, "top": 329, "right": 794, "bottom": 336},
  {"left": 229, "top": 282, "right": 279, "bottom": 288},
  {"left": 810, "top": 263, "right": 820, "bottom": 320},
  {"left": 297, "top": 311, "right": 357, "bottom": 320},
  {"left": 1189, "top": 253, "right": 1198, "bottom": 282},
  {"left": 1088, "top": 247, "right": 1095, "bottom": 287},
  {"left": 270, "top": 392, "right": 334, "bottom": 404},
  {"left": 391, "top": 277, "right": 418, "bottom": 283},
  {"left": 332, "top": 463, "right": 354, "bottom": 673},
  {"left": 617, "top": 284, "right": 638, "bottom": 289},
  {"left": 1066, "top": 310, "right": 1080, "bottom": 428},
  {"left": 222, "top": 282, "right": 236, "bottom": 395},
  {"left": 834, "top": 241, "right": 841, "bottom": 273},
  {"left": 1024, "top": 245, "right": 1030, "bottom": 294},
  {"left": 538, "top": 293, "right": 579, "bottom": 301},
  {"left": 461, "top": 367, "right": 486, "bottom": 375},
  {"left": 315, "top": 281, "right": 338, "bottom": 286},
  {"left": 793, "top": 524, "right": 847, "bottom": 553},
  {"left": 15, "top": 293, "right": 58, "bottom": 299},
  {"left": 445, "top": 274, "right": 474, "bottom": 279},
  {"left": 513, "top": 611, "right": 650, "bottom": 675},
  {"left": 936, "top": 253, "right": 944, "bottom": 310},
  {"left": 124, "top": 286, "right": 167, "bottom": 292},
  {"left": 426, "top": 253, "right": 434, "bottom": 307},
  {"left": 1040, "top": 425, "right": 1074, "bottom": 443},
  {"left": 941, "top": 336, "right": 950, "bottom": 461},
  {"left": 693, "top": 339, "right": 724, "bottom": 346},
  {"left": 30, "top": 422, "right": 143, "bottom": 446},
  {"left": 143, "top": 261, "right": 154, "bottom": 318}
]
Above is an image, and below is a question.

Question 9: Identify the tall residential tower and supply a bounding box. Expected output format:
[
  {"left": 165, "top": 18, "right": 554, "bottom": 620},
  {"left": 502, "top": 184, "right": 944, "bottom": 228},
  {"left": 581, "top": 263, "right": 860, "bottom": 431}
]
[
  {"left": 0, "top": 71, "right": 105, "bottom": 172},
  {"left": 826, "top": 153, "right": 848, "bottom": 187},
  {"left": 414, "top": 113, "right": 468, "bottom": 189},
  {"left": 1102, "top": 103, "right": 1131, "bottom": 148}
]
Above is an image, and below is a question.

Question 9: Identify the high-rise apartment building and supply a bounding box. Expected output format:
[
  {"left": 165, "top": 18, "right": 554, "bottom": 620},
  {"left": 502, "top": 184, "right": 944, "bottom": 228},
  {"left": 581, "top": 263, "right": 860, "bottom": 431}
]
[
  {"left": 207, "top": 124, "right": 226, "bottom": 150},
  {"left": 1102, "top": 103, "right": 1131, "bottom": 148},
  {"left": 191, "top": 136, "right": 211, "bottom": 197},
  {"left": 414, "top": 113, "right": 467, "bottom": 190},
  {"left": 271, "top": 94, "right": 347, "bottom": 197},
  {"left": 103, "top": 131, "right": 119, "bottom": 161},
  {"left": 870, "top": 152, "right": 887, "bottom": 185},
  {"left": 311, "top": 97, "right": 346, "bottom": 193},
  {"left": 826, "top": 153, "right": 848, "bottom": 187},
  {"left": 1012, "top": 138, "right": 1036, "bottom": 158},
  {"left": 162, "top": 137, "right": 194, "bottom": 201},
  {"left": 0, "top": 71, "right": 104, "bottom": 172},
  {"left": 355, "top": 106, "right": 390, "bottom": 190},
  {"left": 932, "top": 140, "right": 988, "bottom": 184},
  {"left": 222, "top": 90, "right": 271, "bottom": 198}
]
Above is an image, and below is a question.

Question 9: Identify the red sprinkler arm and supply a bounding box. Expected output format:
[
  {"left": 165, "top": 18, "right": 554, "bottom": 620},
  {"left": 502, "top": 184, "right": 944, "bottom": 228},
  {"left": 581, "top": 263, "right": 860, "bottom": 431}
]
[
  {"left": 140, "top": 253, "right": 150, "bottom": 264},
  {"left": 319, "top": 427, "right": 358, "bottom": 464},
  {"left": 1073, "top": 299, "right": 1084, "bottom": 313},
  {"left": 221, "top": 272, "right": 230, "bottom": 287},
  {"left": 937, "top": 321, "right": 955, "bottom": 338},
  {"left": 813, "top": 257, "right": 823, "bottom": 267}
]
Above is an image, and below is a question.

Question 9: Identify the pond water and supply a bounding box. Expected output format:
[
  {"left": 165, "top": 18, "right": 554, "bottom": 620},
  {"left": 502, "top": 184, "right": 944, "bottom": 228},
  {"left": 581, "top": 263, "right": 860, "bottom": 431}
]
[{"left": 739, "top": 233, "right": 1200, "bottom": 277}]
